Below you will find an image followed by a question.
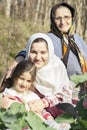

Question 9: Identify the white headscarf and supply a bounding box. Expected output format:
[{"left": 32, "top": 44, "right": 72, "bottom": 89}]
[{"left": 26, "top": 33, "right": 72, "bottom": 99}]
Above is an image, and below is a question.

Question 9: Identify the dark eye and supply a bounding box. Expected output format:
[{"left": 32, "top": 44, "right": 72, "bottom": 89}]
[
  {"left": 19, "top": 77, "right": 24, "bottom": 80},
  {"left": 27, "top": 80, "right": 32, "bottom": 83},
  {"left": 64, "top": 16, "right": 71, "bottom": 20},
  {"left": 64, "top": 16, "right": 69, "bottom": 19},
  {"left": 30, "top": 50, "right": 36, "bottom": 53},
  {"left": 55, "top": 17, "right": 61, "bottom": 20},
  {"left": 30, "top": 50, "right": 37, "bottom": 55},
  {"left": 41, "top": 51, "right": 48, "bottom": 54}
]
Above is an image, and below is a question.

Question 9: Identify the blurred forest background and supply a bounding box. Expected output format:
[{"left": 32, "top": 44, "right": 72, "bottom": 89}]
[{"left": 0, "top": 0, "right": 87, "bottom": 81}]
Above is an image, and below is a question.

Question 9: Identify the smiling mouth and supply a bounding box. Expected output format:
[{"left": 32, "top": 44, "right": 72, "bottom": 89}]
[
  {"left": 20, "top": 86, "right": 26, "bottom": 89},
  {"left": 35, "top": 61, "right": 42, "bottom": 64},
  {"left": 61, "top": 25, "right": 67, "bottom": 28}
]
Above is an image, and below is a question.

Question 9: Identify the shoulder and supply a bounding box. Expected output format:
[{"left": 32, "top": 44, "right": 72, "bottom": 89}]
[
  {"left": 3, "top": 88, "right": 16, "bottom": 96},
  {"left": 74, "top": 33, "right": 87, "bottom": 59},
  {"left": 74, "top": 33, "right": 81, "bottom": 39},
  {"left": 74, "top": 33, "right": 87, "bottom": 47},
  {"left": 47, "top": 32, "right": 62, "bottom": 50},
  {"left": 47, "top": 32, "right": 61, "bottom": 41},
  {"left": 74, "top": 34, "right": 86, "bottom": 43}
]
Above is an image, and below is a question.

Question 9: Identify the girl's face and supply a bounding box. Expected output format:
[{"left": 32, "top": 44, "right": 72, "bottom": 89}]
[
  {"left": 29, "top": 41, "right": 49, "bottom": 69},
  {"left": 13, "top": 71, "right": 33, "bottom": 93},
  {"left": 54, "top": 6, "right": 72, "bottom": 33}
]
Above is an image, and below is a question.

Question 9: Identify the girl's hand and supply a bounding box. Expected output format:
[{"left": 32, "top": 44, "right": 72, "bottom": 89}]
[
  {"left": 28, "top": 99, "right": 45, "bottom": 113},
  {"left": 1, "top": 95, "right": 17, "bottom": 109}
]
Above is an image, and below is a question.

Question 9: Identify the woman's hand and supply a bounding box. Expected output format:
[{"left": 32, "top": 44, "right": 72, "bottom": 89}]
[{"left": 28, "top": 99, "right": 45, "bottom": 113}]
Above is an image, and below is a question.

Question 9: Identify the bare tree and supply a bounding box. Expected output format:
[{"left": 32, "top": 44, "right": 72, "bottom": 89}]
[{"left": 5, "top": 0, "right": 11, "bottom": 17}]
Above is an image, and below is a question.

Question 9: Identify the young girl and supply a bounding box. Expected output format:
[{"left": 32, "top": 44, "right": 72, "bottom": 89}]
[{"left": 0, "top": 60, "right": 53, "bottom": 120}]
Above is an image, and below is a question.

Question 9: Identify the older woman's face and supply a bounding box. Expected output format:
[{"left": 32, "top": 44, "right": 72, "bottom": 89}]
[
  {"left": 29, "top": 41, "right": 49, "bottom": 69},
  {"left": 54, "top": 6, "right": 72, "bottom": 33}
]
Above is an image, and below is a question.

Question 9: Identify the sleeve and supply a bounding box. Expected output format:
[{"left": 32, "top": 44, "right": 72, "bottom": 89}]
[
  {"left": 42, "top": 89, "right": 73, "bottom": 108},
  {"left": 79, "top": 37, "right": 87, "bottom": 61},
  {"left": 42, "top": 109, "right": 54, "bottom": 120},
  {"left": 75, "top": 34, "right": 87, "bottom": 61},
  {"left": 42, "top": 93, "right": 63, "bottom": 108},
  {"left": 15, "top": 49, "right": 27, "bottom": 59}
]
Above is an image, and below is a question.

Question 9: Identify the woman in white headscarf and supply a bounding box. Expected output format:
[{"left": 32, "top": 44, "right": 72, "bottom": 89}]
[
  {"left": 24, "top": 33, "right": 73, "bottom": 118},
  {"left": 3, "top": 33, "right": 73, "bottom": 118}
]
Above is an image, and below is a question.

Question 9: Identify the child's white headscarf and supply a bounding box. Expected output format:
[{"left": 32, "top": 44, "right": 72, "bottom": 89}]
[{"left": 26, "top": 33, "right": 72, "bottom": 101}]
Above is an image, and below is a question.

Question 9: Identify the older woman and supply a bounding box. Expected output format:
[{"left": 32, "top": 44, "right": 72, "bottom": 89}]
[{"left": 47, "top": 2, "right": 87, "bottom": 77}]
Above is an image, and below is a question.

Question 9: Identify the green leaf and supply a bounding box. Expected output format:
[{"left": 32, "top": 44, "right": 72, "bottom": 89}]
[
  {"left": 25, "top": 111, "right": 55, "bottom": 130},
  {"left": 80, "top": 119, "right": 87, "bottom": 128},
  {"left": 55, "top": 113, "right": 74, "bottom": 124},
  {"left": 8, "top": 102, "right": 26, "bottom": 115},
  {"left": 70, "top": 73, "right": 87, "bottom": 85},
  {"left": 1, "top": 113, "right": 17, "bottom": 123},
  {"left": 5, "top": 118, "right": 26, "bottom": 130},
  {"left": 75, "top": 98, "right": 87, "bottom": 119}
]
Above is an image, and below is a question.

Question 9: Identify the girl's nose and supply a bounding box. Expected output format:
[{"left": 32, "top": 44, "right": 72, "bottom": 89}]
[{"left": 22, "top": 80, "right": 27, "bottom": 86}]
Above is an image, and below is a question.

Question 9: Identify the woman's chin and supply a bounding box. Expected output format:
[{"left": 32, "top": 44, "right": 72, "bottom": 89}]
[
  {"left": 35, "top": 64, "right": 44, "bottom": 69},
  {"left": 59, "top": 27, "right": 70, "bottom": 34}
]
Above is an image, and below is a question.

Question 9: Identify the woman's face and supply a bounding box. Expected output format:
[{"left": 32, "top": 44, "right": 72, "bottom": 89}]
[
  {"left": 29, "top": 41, "right": 49, "bottom": 69},
  {"left": 14, "top": 71, "right": 33, "bottom": 93},
  {"left": 54, "top": 6, "right": 72, "bottom": 33}
]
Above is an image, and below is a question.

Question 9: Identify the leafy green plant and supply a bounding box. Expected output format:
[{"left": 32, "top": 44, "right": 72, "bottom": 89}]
[
  {"left": 1, "top": 73, "right": 87, "bottom": 130},
  {"left": 55, "top": 97, "right": 87, "bottom": 130},
  {"left": 55, "top": 73, "right": 87, "bottom": 130},
  {"left": 0, "top": 102, "right": 55, "bottom": 130}
]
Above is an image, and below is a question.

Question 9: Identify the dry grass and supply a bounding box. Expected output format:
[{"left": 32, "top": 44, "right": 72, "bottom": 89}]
[{"left": 0, "top": 14, "right": 50, "bottom": 81}]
